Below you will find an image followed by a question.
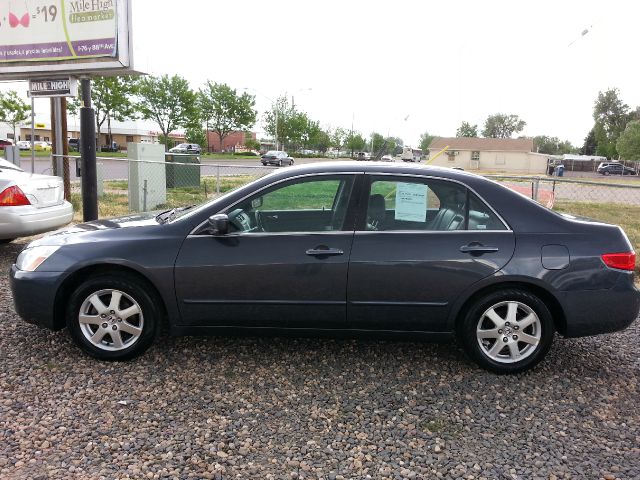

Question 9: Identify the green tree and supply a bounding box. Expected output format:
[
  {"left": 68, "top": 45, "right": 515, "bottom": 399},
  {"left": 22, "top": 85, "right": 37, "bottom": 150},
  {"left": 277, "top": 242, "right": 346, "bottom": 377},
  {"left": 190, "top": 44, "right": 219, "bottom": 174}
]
[
  {"left": 0, "top": 90, "right": 30, "bottom": 143},
  {"left": 309, "top": 127, "right": 331, "bottom": 153},
  {"left": 185, "top": 126, "right": 206, "bottom": 147},
  {"left": 592, "top": 88, "right": 631, "bottom": 158},
  {"left": 263, "top": 96, "right": 291, "bottom": 150},
  {"left": 243, "top": 131, "right": 261, "bottom": 151},
  {"left": 345, "top": 132, "right": 366, "bottom": 156},
  {"left": 136, "top": 74, "right": 196, "bottom": 151},
  {"left": 533, "top": 135, "right": 576, "bottom": 155},
  {"left": 371, "top": 132, "right": 385, "bottom": 156},
  {"left": 616, "top": 121, "right": 640, "bottom": 160},
  {"left": 456, "top": 121, "right": 478, "bottom": 137},
  {"left": 70, "top": 76, "right": 138, "bottom": 150},
  {"left": 198, "top": 82, "right": 256, "bottom": 153},
  {"left": 418, "top": 131, "right": 435, "bottom": 152},
  {"left": 330, "top": 127, "right": 347, "bottom": 155},
  {"left": 481, "top": 114, "right": 526, "bottom": 138},
  {"left": 581, "top": 128, "right": 597, "bottom": 156}
]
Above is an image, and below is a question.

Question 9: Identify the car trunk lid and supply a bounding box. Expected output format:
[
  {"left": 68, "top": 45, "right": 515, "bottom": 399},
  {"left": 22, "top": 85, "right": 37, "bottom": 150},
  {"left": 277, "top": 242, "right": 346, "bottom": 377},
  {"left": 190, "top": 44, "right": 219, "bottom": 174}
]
[{"left": 17, "top": 175, "right": 64, "bottom": 208}]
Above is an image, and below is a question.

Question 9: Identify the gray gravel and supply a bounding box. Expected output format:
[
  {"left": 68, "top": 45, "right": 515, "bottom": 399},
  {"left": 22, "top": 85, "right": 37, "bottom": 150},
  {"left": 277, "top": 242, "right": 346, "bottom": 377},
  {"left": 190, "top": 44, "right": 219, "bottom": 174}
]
[{"left": 1, "top": 240, "right": 639, "bottom": 480}]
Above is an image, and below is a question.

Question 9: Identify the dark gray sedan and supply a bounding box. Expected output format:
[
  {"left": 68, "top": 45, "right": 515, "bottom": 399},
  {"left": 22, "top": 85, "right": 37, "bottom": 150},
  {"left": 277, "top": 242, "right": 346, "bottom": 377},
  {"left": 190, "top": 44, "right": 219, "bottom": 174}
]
[{"left": 9, "top": 162, "right": 639, "bottom": 373}]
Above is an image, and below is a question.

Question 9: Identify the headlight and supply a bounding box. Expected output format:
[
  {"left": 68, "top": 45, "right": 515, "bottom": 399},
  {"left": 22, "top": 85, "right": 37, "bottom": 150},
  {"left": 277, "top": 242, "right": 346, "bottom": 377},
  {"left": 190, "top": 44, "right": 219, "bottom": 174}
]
[{"left": 16, "top": 245, "right": 60, "bottom": 272}]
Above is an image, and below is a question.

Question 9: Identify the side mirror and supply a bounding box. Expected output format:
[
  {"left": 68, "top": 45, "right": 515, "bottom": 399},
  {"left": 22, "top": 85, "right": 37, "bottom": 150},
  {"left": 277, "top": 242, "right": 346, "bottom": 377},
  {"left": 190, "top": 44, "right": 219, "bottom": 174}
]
[{"left": 208, "top": 214, "right": 229, "bottom": 235}]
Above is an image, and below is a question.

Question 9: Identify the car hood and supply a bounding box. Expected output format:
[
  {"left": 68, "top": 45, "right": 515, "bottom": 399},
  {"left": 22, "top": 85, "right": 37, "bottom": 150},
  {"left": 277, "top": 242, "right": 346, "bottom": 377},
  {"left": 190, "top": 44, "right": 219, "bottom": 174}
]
[{"left": 28, "top": 212, "right": 161, "bottom": 247}]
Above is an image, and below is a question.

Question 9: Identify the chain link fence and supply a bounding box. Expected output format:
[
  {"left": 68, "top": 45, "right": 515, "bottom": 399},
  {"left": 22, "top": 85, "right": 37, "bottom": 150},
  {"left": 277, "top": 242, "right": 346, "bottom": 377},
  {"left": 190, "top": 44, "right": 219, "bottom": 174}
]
[{"left": 53, "top": 154, "right": 276, "bottom": 220}]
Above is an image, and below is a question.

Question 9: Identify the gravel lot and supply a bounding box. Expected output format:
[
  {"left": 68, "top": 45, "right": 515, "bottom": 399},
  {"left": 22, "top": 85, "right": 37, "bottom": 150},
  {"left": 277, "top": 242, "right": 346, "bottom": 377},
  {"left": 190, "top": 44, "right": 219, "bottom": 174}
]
[{"left": 1, "top": 240, "right": 638, "bottom": 480}]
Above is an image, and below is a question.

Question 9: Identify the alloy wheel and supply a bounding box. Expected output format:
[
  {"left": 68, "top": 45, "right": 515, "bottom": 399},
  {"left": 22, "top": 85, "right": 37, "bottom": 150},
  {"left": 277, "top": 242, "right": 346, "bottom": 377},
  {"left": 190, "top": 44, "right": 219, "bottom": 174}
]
[
  {"left": 476, "top": 300, "right": 541, "bottom": 364},
  {"left": 78, "top": 289, "right": 144, "bottom": 351}
]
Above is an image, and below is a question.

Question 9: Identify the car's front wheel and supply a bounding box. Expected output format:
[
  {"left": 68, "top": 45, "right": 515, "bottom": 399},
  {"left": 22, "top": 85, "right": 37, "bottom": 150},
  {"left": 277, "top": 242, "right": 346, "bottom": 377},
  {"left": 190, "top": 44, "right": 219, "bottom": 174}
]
[
  {"left": 67, "top": 273, "right": 159, "bottom": 360},
  {"left": 459, "top": 289, "right": 554, "bottom": 374}
]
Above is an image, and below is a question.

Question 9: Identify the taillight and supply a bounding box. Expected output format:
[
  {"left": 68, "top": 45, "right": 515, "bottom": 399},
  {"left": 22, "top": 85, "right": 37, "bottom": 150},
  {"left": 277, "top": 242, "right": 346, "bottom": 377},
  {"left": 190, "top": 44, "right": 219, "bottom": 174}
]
[
  {"left": 601, "top": 252, "right": 636, "bottom": 271},
  {"left": 0, "top": 185, "right": 30, "bottom": 206}
]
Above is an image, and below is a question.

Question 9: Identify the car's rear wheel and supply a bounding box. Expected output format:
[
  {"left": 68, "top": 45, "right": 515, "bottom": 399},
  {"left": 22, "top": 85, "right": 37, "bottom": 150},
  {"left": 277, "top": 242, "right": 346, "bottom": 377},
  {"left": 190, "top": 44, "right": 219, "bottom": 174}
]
[
  {"left": 289, "top": 159, "right": 294, "bottom": 165},
  {"left": 278, "top": 159, "right": 283, "bottom": 167},
  {"left": 459, "top": 289, "right": 554, "bottom": 374},
  {"left": 66, "top": 274, "right": 159, "bottom": 360}
]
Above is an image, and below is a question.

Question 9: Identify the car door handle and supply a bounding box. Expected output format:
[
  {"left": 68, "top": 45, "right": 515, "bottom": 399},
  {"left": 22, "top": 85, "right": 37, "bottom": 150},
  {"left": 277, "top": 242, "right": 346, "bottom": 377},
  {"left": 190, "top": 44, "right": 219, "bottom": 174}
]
[
  {"left": 459, "top": 243, "right": 499, "bottom": 254},
  {"left": 306, "top": 246, "right": 344, "bottom": 257}
]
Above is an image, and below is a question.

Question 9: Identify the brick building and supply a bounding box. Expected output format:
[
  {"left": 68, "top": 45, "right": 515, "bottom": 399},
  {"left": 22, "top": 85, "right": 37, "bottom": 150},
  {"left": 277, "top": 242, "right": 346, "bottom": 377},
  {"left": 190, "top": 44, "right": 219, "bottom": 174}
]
[{"left": 206, "top": 130, "right": 256, "bottom": 153}]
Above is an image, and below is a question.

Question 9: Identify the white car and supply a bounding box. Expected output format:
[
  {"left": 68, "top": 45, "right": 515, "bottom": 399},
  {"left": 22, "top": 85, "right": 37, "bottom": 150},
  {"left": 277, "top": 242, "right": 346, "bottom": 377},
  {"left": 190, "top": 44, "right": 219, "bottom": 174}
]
[
  {"left": 17, "top": 141, "right": 31, "bottom": 150},
  {"left": 381, "top": 154, "right": 395, "bottom": 162},
  {"left": 0, "top": 159, "right": 73, "bottom": 242}
]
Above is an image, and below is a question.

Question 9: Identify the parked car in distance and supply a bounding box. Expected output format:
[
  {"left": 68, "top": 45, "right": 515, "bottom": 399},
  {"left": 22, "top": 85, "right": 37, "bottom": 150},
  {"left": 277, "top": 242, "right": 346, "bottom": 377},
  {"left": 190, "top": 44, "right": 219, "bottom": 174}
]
[
  {"left": 9, "top": 162, "right": 639, "bottom": 373},
  {"left": 0, "top": 139, "right": 13, "bottom": 147},
  {"left": 261, "top": 150, "right": 294, "bottom": 166},
  {"left": 380, "top": 154, "right": 395, "bottom": 162},
  {"left": 0, "top": 159, "right": 73, "bottom": 242},
  {"left": 34, "top": 141, "right": 52, "bottom": 152},
  {"left": 597, "top": 163, "right": 636, "bottom": 176},
  {"left": 17, "top": 141, "right": 31, "bottom": 151},
  {"left": 68, "top": 138, "right": 80, "bottom": 152},
  {"left": 170, "top": 143, "right": 202, "bottom": 155},
  {"left": 355, "top": 152, "right": 371, "bottom": 161},
  {"left": 101, "top": 141, "right": 119, "bottom": 153}
]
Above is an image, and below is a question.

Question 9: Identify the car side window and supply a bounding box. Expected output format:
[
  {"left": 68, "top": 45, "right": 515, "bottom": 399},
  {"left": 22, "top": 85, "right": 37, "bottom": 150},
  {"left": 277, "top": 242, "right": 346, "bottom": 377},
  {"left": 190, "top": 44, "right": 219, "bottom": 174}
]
[
  {"left": 365, "top": 177, "right": 467, "bottom": 231},
  {"left": 362, "top": 176, "right": 506, "bottom": 232},
  {"left": 231, "top": 176, "right": 355, "bottom": 233},
  {"left": 468, "top": 193, "right": 507, "bottom": 231}
]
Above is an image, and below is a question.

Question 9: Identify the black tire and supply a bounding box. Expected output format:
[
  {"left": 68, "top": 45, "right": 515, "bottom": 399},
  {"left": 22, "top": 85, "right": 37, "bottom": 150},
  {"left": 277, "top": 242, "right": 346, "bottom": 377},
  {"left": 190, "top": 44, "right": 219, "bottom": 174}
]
[
  {"left": 289, "top": 159, "right": 294, "bottom": 165},
  {"left": 458, "top": 289, "right": 555, "bottom": 374},
  {"left": 0, "top": 238, "right": 15, "bottom": 244},
  {"left": 278, "top": 159, "right": 283, "bottom": 167},
  {"left": 66, "top": 273, "right": 160, "bottom": 360},
  {"left": 603, "top": 171, "right": 610, "bottom": 176}
]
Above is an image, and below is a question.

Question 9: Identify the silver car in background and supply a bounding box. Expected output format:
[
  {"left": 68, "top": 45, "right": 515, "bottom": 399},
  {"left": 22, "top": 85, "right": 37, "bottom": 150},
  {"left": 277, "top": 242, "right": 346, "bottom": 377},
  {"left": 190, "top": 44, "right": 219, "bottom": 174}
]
[{"left": 0, "top": 159, "right": 73, "bottom": 242}]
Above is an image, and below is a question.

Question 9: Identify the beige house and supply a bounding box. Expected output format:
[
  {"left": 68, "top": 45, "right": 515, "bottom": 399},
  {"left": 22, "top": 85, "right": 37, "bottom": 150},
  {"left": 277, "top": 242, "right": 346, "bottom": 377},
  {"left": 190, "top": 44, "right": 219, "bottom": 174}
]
[{"left": 428, "top": 137, "right": 550, "bottom": 174}]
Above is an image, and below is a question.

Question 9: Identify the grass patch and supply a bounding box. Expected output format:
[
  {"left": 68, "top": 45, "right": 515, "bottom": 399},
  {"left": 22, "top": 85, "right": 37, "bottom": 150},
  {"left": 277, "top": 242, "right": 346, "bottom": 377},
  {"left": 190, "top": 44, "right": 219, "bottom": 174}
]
[
  {"left": 554, "top": 200, "right": 640, "bottom": 272},
  {"left": 75, "top": 175, "right": 258, "bottom": 222},
  {"left": 19, "top": 150, "right": 51, "bottom": 157}
]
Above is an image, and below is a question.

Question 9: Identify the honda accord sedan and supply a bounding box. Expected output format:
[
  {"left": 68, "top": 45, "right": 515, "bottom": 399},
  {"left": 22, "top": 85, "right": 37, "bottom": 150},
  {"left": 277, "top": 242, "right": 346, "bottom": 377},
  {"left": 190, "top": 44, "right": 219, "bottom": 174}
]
[{"left": 10, "top": 162, "right": 639, "bottom": 373}]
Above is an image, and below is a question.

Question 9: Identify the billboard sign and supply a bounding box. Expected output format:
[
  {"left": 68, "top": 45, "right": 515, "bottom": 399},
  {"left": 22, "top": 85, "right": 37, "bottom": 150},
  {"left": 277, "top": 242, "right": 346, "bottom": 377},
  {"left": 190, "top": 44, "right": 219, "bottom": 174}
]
[{"left": 0, "top": 0, "right": 132, "bottom": 79}]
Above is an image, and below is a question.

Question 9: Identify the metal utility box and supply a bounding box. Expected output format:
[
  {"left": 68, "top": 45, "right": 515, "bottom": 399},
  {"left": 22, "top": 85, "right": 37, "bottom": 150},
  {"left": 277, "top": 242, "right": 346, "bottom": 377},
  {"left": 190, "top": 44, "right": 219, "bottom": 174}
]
[
  {"left": 3, "top": 146, "right": 20, "bottom": 167},
  {"left": 165, "top": 154, "right": 201, "bottom": 188},
  {"left": 128, "top": 143, "right": 167, "bottom": 212}
]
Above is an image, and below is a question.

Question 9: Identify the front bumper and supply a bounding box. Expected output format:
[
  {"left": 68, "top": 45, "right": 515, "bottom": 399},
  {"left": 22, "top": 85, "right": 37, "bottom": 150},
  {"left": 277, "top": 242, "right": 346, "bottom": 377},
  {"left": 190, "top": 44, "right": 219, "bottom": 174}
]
[
  {"left": 9, "top": 265, "right": 65, "bottom": 330},
  {"left": 561, "top": 273, "right": 640, "bottom": 337}
]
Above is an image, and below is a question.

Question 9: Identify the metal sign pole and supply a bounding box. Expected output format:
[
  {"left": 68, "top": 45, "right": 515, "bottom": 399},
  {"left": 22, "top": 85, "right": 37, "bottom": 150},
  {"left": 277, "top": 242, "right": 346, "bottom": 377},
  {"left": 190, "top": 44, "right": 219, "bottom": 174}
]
[
  {"left": 80, "top": 78, "right": 98, "bottom": 221},
  {"left": 53, "top": 98, "right": 64, "bottom": 177},
  {"left": 30, "top": 96, "right": 35, "bottom": 174}
]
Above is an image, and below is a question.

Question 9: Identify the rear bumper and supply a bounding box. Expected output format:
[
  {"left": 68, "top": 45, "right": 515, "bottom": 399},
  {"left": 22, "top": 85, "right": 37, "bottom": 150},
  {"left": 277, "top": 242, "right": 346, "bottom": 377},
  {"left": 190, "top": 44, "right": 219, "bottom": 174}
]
[
  {"left": 561, "top": 273, "right": 640, "bottom": 337},
  {"left": 9, "top": 265, "right": 64, "bottom": 330},
  {"left": 0, "top": 201, "right": 73, "bottom": 239}
]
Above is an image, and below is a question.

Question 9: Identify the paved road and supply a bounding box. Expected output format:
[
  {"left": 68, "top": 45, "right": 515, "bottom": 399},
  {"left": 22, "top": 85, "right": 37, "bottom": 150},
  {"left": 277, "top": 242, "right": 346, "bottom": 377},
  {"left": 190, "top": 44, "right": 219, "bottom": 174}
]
[{"left": 17, "top": 156, "right": 335, "bottom": 181}]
